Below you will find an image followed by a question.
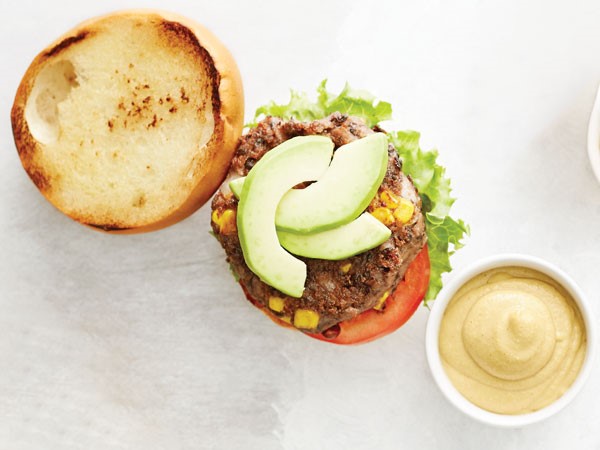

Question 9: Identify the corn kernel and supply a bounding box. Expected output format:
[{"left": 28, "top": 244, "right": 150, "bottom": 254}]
[
  {"left": 373, "top": 291, "right": 390, "bottom": 311},
  {"left": 211, "top": 209, "right": 220, "bottom": 225},
  {"left": 212, "top": 209, "right": 237, "bottom": 234},
  {"left": 393, "top": 199, "right": 415, "bottom": 224},
  {"left": 340, "top": 263, "right": 352, "bottom": 274},
  {"left": 293, "top": 309, "right": 320, "bottom": 329},
  {"left": 372, "top": 207, "right": 394, "bottom": 226},
  {"left": 268, "top": 296, "right": 285, "bottom": 313},
  {"left": 380, "top": 190, "right": 400, "bottom": 209}
]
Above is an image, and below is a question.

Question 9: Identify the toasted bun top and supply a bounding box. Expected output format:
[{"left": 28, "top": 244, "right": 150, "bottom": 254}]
[{"left": 11, "top": 10, "right": 244, "bottom": 233}]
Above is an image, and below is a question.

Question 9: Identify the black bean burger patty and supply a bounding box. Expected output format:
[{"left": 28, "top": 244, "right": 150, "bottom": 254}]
[{"left": 211, "top": 113, "right": 427, "bottom": 334}]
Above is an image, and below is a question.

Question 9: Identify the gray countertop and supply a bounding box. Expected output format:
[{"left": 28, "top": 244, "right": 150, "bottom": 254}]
[{"left": 2, "top": 1, "right": 600, "bottom": 449}]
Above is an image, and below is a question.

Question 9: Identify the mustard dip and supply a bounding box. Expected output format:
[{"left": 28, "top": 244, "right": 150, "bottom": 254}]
[{"left": 439, "top": 266, "right": 586, "bottom": 415}]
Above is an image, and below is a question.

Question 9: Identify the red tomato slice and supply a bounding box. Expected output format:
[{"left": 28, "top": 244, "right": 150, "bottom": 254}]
[
  {"left": 309, "top": 246, "right": 430, "bottom": 344},
  {"left": 239, "top": 246, "right": 430, "bottom": 345}
]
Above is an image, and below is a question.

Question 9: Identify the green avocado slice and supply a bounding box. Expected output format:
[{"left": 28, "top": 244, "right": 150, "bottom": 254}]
[
  {"left": 277, "top": 213, "right": 391, "bottom": 260},
  {"left": 229, "top": 177, "right": 245, "bottom": 198},
  {"left": 237, "top": 135, "right": 334, "bottom": 298},
  {"left": 275, "top": 133, "right": 389, "bottom": 233}
]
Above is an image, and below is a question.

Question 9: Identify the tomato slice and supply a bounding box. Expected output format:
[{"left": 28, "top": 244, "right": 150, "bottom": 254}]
[
  {"left": 239, "top": 246, "right": 430, "bottom": 345},
  {"left": 309, "top": 246, "right": 430, "bottom": 344}
]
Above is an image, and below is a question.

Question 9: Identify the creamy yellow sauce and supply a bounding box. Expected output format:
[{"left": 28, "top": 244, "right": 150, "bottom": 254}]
[{"left": 439, "top": 266, "right": 586, "bottom": 415}]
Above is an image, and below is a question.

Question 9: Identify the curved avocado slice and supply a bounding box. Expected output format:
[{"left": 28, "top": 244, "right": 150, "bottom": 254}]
[
  {"left": 277, "top": 213, "right": 391, "bottom": 260},
  {"left": 275, "top": 133, "right": 389, "bottom": 233},
  {"left": 237, "top": 135, "right": 334, "bottom": 298}
]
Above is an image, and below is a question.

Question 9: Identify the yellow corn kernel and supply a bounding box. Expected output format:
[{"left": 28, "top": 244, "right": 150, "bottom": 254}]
[
  {"left": 280, "top": 316, "right": 292, "bottom": 324},
  {"left": 340, "top": 263, "right": 352, "bottom": 273},
  {"left": 393, "top": 199, "right": 415, "bottom": 224},
  {"left": 212, "top": 209, "right": 237, "bottom": 234},
  {"left": 373, "top": 291, "right": 390, "bottom": 311},
  {"left": 268, "top": 296, "right": 285, "bottom": 313},
  {"left": 380, "top": 190, "right": 400, "bottom": 209},
  {"left": 372, "top": 207, "right": 394, "bottom": 226},
  {"left": 220, "top": 209, "right": 237, "bottom": 234},
  {"left": 293, "top": 309, "right": 320, "bottom": 329},
  {"left": 211, "top": 209, "right": 220, "bottom": 225}
]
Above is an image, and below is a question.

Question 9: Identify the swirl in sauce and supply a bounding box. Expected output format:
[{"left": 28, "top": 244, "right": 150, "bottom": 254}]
[{"left": 439, "top": 267, "right": 586, "bottom": 414}]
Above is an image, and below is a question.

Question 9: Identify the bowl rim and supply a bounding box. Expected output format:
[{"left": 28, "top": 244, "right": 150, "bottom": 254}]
[
  {"left": 425, "top": 253, "right": 597, "bottom": 428},
  {"left": 587, "top": 83, "right": 600, "bottom": 184}
]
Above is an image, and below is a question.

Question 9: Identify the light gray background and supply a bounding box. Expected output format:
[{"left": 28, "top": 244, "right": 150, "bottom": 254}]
[{"left": 2, "top": 1, "right": 600, "bottom": 449}]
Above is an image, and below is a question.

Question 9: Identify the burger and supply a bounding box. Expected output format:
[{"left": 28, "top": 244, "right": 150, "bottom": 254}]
[{"left": 210, "top": 82, "right": 467, "bottom": 345}]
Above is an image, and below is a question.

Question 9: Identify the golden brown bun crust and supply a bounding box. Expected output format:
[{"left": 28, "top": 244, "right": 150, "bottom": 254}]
[{"left": 11, "top": 10, "right": 244, "bottom": 234}]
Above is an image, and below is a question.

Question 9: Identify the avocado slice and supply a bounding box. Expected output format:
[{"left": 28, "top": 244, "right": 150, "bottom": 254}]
[
  {"left": 275, "top": 133, "right": 389, "bottom": 233},
  {"left": 237, "top": 135, "right": 334, "bottom": 298},
  {"left": 277, "top": 213, "right": 391, "bottom": 260},
  {"left": 229, "top": 177, "right": 244, "bottom": 198}
]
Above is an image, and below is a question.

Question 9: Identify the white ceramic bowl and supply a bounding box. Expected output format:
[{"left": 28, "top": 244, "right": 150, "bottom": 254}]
[
  {"left": 425, "top": 254, "right": 596, "bottom": 427},
  {"left": 587, "top": 83, "right": 600, "bottom": 184}
]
